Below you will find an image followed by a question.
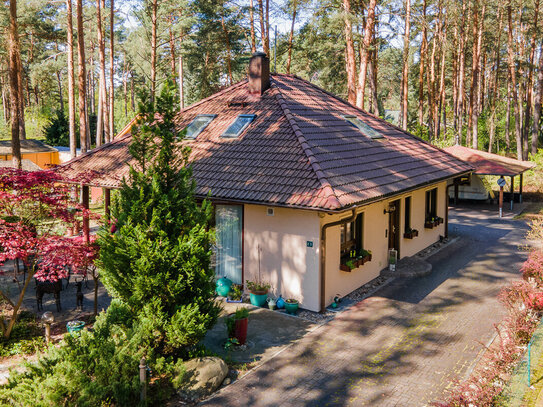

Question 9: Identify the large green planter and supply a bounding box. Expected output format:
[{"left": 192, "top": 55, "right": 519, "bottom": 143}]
[
  {"left": 249, "top": 292, "right": 268, "bottom": 307},
  {"left": 284, "top": 300, "right": 299, "bottom": 315},
  {"left": 216, "top": 277, "right": 233, "bottom": 297}
]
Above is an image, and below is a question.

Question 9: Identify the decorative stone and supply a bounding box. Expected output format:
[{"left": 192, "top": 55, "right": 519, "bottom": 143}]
[
  {"left": 176, "top": 357, "right": 228, "bottom": 400},
  {"left": 222, "top": 377, "right": 232, "bottom": 386}
]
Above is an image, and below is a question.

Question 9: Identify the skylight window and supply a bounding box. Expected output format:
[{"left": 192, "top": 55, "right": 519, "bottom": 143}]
[
  {"left": 221, "top": 114, "right": 256, "bottom": 138},
  {"left": 342, "top": 115, "right": 384, "bottom": 139},
  {"left": 183, "top": 114, "right": 217, "bottom": 139}
]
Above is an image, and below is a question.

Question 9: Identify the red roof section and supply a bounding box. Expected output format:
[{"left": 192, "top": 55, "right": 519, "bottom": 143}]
[
  {"left": 443, "top": 145, "right": 534, "bottom": 177},
  {"left": 57, "top": 74, "right": 472, "bottom": 211}
]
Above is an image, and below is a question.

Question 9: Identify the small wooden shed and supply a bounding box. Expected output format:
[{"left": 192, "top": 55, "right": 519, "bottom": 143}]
[{"left": 0, "top": 139, "right": 60, "bottom": 169}]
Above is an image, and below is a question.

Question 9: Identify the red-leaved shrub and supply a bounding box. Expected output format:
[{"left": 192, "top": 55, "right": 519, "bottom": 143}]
[{"left": 435, "top": 249, "right": 543, "bottom": 406}]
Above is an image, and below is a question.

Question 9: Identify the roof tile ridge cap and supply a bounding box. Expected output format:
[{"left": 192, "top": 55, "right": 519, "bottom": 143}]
[
  {"left": 288, "top": 75, "right": 474, "bottom": 172},
  {"left": 178, "top": 79, "right": 249, "bottom": 114},
  {"left": 57, "top": 132, "right": 131, "bottom": 168},
  {"left": 273, "top": 82, "right": 341, "bottom": 210}
]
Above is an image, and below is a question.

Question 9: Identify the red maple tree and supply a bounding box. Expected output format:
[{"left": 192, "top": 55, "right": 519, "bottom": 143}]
[{"left": 0, "top": 168, "right": 99, "bottom": 339}]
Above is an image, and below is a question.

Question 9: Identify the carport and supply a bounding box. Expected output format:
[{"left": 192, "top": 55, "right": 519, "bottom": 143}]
[{"left": 444, "top": 145, "right": 535, "bottom": 209}]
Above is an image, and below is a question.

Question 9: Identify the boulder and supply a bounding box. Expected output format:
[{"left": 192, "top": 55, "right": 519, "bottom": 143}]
[{"left": 176, "top": 356, "right": 228, "bottom": 400}]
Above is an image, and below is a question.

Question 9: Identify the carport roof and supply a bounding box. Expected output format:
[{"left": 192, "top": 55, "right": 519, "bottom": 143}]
[{"left": 443, "top": 145, "right": 535, "bottom": 177}]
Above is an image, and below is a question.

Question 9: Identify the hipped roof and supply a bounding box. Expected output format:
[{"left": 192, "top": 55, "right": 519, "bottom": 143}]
[
  {"left": 444, "top": 145, "right": 535, "bottom": 177},
  {"left": 57, "top": 74, "right": 472, "bottom": 211},
  {"left": 0, "top": 139, "right": 58, "bottom": 155}
]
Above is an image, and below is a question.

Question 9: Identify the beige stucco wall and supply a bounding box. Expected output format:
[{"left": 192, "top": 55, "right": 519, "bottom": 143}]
[
  {"left": 322, "top": 181, "right": 447, "bottom": 307},
  {"left": 243, "top": 204, "right": 321, "bottom": 312}
]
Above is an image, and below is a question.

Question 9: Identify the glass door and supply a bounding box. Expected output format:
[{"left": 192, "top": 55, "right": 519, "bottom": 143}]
[{"left": 215, "top": 205, "right": 243, "bottom": 284}]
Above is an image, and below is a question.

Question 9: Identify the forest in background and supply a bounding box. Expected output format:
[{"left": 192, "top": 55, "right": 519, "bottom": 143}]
[{"left": 1, "top": 0, "right": 542, "bottom": 162}]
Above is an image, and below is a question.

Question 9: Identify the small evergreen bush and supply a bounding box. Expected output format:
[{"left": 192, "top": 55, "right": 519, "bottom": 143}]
[{"left": 43, "top": 110, "right": 69, "bottom": 147}]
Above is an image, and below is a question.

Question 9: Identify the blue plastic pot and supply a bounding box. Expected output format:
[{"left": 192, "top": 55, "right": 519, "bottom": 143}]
[
  {"left": 276, "top": 296, "right": 285, "bottom": 309},
  {"left": 249, "top": 293, "right": 268, "bottom": 307}
]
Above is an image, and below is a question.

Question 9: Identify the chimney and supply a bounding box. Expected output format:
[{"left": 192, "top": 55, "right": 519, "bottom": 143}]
[{"left": 248, "top": 52, "right": 270, "bottom": 96}]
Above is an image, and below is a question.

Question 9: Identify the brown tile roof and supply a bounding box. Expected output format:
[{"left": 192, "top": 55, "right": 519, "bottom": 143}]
[
  {"left": 56, "top": 74, "right": 472, "bottom": 211},
  {"left": 443, "top": 145, "right": 535, "bottom": 177}
]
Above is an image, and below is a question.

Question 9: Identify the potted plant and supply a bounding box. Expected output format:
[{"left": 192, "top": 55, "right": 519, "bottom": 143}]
[
  {"left": 246, "top": 280, "right": 271, "bottom": 307},
  {"left": 361, "top": 249, "right": 372, "bottom": 263},
  {"left": 403, "top": 228, "right": 419, "bottom": 239},
  {"left": 436, "top": 216, "right": 444, "bottom": 225},
  {"left": 424, "top": 217, "right": 435, "bottom": 229},
  {"left": 225, "top": 307, "right": 249, "bottom": 345},
  {"left": 226, "top": 284, "right": 243, "bottom": 303},
  {"left": 284, "top": 299, "right": 299, "bottom": 315}
]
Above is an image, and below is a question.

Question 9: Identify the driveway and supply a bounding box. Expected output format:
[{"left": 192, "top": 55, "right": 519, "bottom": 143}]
[{"left": 200, "top": 205, "right": 530, "bottom": 407}]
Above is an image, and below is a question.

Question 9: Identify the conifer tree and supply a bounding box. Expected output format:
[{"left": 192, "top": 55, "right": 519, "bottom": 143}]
[{"left": 97, "top": 80, "right": 220, "bottom": 358}]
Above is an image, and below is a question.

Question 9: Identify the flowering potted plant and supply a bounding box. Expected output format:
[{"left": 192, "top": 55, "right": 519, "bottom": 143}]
[{"left": 424, "top": 217, "right": 435, "bottom": 229}]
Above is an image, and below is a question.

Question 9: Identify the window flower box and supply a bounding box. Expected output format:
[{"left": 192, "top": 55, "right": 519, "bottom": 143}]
[
  {"left": 340, "top": 250, "right": 371, "bottom": 272},
  {"left": 403, "top": 229, "right": 419, "bottom": 239},
  {"left": 424, "top": 221, "right": 435, "bottom": 229}
]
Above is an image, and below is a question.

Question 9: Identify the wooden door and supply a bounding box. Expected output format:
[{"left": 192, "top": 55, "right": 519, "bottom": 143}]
[{"left": 388, "top": 199, "right": 401, "bottom": 257}]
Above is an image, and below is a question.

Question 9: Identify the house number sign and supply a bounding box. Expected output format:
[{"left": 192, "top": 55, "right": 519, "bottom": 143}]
[{"left": 306, "top": 241, "right": 313, "bottom": 247}]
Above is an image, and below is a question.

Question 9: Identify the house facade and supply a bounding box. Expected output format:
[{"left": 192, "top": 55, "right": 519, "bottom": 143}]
[{"left": 57, "top": 53, "right": 472, "bottom": 312}]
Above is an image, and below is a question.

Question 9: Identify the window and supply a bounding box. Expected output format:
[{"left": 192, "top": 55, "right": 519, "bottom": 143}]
[
  {"left": 404, "top": 196, "right": 412, "bottom": 232},
  {"left": 425, "top": 188, "right": 437, "bottom": 220},
  {"left": 221, "top": 114, "right": 256, "bottom": 138},
  {"left": 183, "top": 114, "right": 217, "bottom": 139},
  {"left": 342, "top": 115, "right": 384, "bottom": 139},
  {"left": 340, "top": 213, "right": 364, "bottom": 259}
]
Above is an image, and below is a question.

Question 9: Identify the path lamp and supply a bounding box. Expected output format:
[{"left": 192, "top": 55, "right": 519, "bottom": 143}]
[{"left": 41, "top": 311, "right": 54, "bottom": 343}]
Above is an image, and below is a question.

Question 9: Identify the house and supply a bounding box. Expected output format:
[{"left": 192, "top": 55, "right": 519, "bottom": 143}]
[
  {"left": 57, "top": 53, "right": 472, "bottom": 312},
  {"left": 0, "top": 139, "right": 60, "bottom": 169}
]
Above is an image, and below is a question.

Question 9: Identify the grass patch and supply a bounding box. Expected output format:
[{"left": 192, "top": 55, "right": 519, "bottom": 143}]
[
  {"left": 514, "top": 202, "right": 543, "bottom": 220},
  {"left": 0, "top": 311, "right": 46, "bottom": 357}
]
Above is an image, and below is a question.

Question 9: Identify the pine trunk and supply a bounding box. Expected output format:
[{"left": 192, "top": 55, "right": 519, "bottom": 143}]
[
  {"left": 96, "top": 0, "right": 106, "bottom": 147},
  {"left": 356, "top": 0, "right": 377, "bottom": 109},
  {"left": 8, "top": 0, "right": 22, "bottom": 168},
  {"left": 249, "top": 0, "right": 256, "bottom": 53},
  {"left": 400, "top": 0, "right": 411, "bottom": 130},
  {"left": 76, "top": 0, "right": 88, "bottom": 153},
  {"left": 286, "top": 0, "right": 298, "bottom": 75},
  {"left": 343, "top": 0, "right": 357, "bottom": 104},
  {"left": 150, "top": 0, "right": 157, "bottom": 101},
  {"left": 507, "top": 3, "right": 523, "bottom": 160},
  {"left": 418, "top": 0, "right": 427, "bottom": 128},
  {"left": 109, "top": 0, "right": 114, "bottom": 141},
  {"left": 526, "top": 0, "right": 540, "bottom": 156},
  {"left": 66, "top": 0, "right": 76, "bottom": 158},
  {"left": 532, "top": 42, "right": 543, "bottom": 155},
  {"left": 455, "top": 1, "right": 466, "bottom": 145},
  {"left": 257, "top": 0, "right": 268, "bottom": 55}
]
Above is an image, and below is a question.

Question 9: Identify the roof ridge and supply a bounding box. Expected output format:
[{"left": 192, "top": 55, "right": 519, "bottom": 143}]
[
  {"left": 272, "top": 78, "right": 342, "bottom": 210},
  {"left": 178, "top": 79, "right": 249, "bottom": 114},
  {"left": 272, "top": 73, "right": 473, "bottom": 171},
  {"left": 58, "top": 132, "right": 131, "bottom": 168}
]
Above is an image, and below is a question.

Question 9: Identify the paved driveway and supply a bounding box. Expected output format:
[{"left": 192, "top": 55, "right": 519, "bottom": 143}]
[{"left": 200, "top": 205, "right": 530, "bottom": 407}]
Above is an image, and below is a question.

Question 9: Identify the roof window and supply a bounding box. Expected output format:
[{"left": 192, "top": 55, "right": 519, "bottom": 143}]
[
  {"left": 183, "top": 114, "right": 217, "bottom": 139},
  {"left": 221, "top": 114, "right": 256, "bottom": 138},
  {"left": 342, "top": 115, "right": 384, "bottom": 139}
]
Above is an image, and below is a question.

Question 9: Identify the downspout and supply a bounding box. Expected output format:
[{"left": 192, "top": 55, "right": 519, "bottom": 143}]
[{"left": 319, "top": 208, "right": 356, "bottom": 312}]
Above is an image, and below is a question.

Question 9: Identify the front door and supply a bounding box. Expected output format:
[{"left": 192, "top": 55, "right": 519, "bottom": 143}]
[
  {"left": 215, "top": 205, "right": 243, "bottom": 284},
  {"left": 388, "top": 199, "right": 401, "bottom": 257}
]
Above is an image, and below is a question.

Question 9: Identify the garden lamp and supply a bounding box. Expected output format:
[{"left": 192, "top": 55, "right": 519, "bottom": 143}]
[{"left": 41, "top": 311, "right": 54, "bottom": 343}]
